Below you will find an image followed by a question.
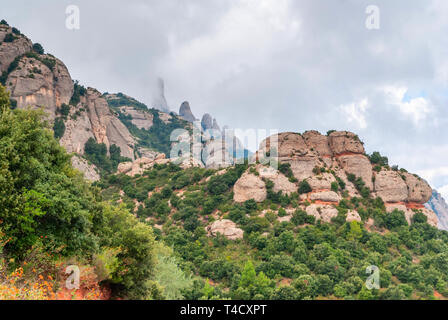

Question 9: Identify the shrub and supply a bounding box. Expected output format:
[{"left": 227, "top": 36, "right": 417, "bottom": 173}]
[
  {"left": 3, "top": 33, "right": 15, "bottom": 43},
  {"left": 52, "top": 118, "right": 65, "bottom": 139},
  {"left": 32, "top": 43, "right": 44, "bottom": 54},
  {"left": 298, "top": 180, "right": 312, "bottom": 194}
]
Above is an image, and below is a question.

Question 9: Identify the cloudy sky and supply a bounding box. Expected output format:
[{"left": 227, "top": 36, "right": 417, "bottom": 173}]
[{"left": 3, "top": 0, "right": 448, "bottom": 198}]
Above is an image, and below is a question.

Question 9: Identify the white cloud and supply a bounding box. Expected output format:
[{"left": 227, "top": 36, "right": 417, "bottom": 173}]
[
  {"left": 339, "top": 98, "right": 369, "bottom": 129},
  {"left": 438, "top": 185, "right": 448, "bottom": 201},
  {"left": 382, "top": 86, "right": 433, "bottom": 125}
]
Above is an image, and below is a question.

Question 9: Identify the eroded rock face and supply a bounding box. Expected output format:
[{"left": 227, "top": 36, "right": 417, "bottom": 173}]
[
  {"left": 306, "top": 204, "right": 338, "bottom": 223},
  {"left": 60, "top": 108, "right": 95, "bottom": 154},
  {"left": 337, "top": 154, "right": 373, "bottom": 190},
  {"left": 328, "top": 131, "right": 365, "bottom": 155},
  {"left": 206, "top": 219, "right": 243, "bottom": 240},
  {"left": 233, "top": 172, "right": 267, "bottom": 203},
  {"left": 374, "top": 170, "right": 408, "bottom": 203},
  {"left": 0, "top": 26, "right": 32, "bottom": 73},
  {"left": 71, "top": 156, "right": 100, "bottom": 182},
  {"left": 402, "top": 173, "right": 432, "bottom": 203},
  {"left": 7, "top": 56, "right": 74, "bottom": 119},
  {"left": 85, "top": 89, "right": 135, "bottom": 160}
]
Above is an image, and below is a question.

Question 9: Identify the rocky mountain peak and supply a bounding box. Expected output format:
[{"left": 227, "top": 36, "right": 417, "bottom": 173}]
[
  {"left": 179, "top": 101, "right": 197, "bottom": 122},
  {"left": 151, "top": 77, "right": 170, "bottom": 113},
  {"left": 201, "top": 113, "right": 213, "bottom": 131}
]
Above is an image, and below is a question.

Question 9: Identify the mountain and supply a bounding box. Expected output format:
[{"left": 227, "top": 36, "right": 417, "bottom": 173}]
[
  {"left": 426, "top": 191, "right": 448, "bottom": 231},
  {"left": 2, "top": 19, "right": 448, "bottom": 301},
  {"left": 0, "top": 22, "right": 247, "bottom": 179}
]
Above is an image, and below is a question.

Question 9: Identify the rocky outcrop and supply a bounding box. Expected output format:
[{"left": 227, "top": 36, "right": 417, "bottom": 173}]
[
  {"left": 233, "top": 172, "right": 267, "bottom": 203},
  {"left": 0, "top": 25, "right": 33, "bottom": 73},
  {"left": 117, "top": 154, "right": 168, "bottom": 177},
  {"left": 306, "top": 173, "right": 336, "bottom": 191},
  {"left": 206, "top": 219, "right": 243, "bottom": 240},
  {"left": 386, "top": 203, "right": 438, "bottom": 228},
  {"left": 305, "top": 204, "right": 339, "bottom": 223},
  {"left": 337, "top": 154, "right": 373, "bottom": 190},
  {"left": 257, "top": 165, "right": 297, "bottom": 195},
  {"left": 328, "top": 131, "right": 365, "bottom": 155},
  {"left": 179, "top": 101, "right": 197, "bottom": 122},
  {"left": 71, "top": 156, "right": 100, "bottom": 182},
  {"left": 84, "top": 89, "right": 135, "bottom": 160},
  {"left": 346, "top": 210, "right": 362, "bottom": 223},
  {"left": 7, "top": 55, "right": 73, "bottom": 119},
  {"left": 60, "top": 108, "right": 95, "bottom": 154},
  {"left": 310, "top": 191, "right": 341, "bottom": 203},
  {"left": 425, "top": 191, "right": 448, "bottom": 231},
  {"left": 403, "top": 173, "right": 432, "bottom": 203},
  {"left": 119, "top": 106, "right": 153, "bottom": 130},
  {"left": 374, "top": 170, "right": 408, "bottom": 202}
]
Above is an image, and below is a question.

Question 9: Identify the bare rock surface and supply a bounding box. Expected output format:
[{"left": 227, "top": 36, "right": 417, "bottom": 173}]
[
  {"left": 306, "top": 204, "right": 339, "bottom": 223},
  {"left": 206, "top": 219, "right": 243, "bottom": 240},
  {"left": 71, "top": 156, "right": 100, "bottom": 182},
  {"left": 337, "top": 154, "right": 373, "bottom": 190},
  {"left": 328, "top": 131, "right": 365, "bottom": 155},
  {"left": 374, "top": 170, "right": 408, "bottom": 202},
  {"left": 310, "top": 191, "right": 341, "bottom": 202},
  {"left": 346, "top": 210, "right": 362, "bottom": 223},
  {"left": 233, "top": 172, "right": 267, "bottom": 203},
  {"left": 402, "top": 173, "right": 432, "bottom": 203}
]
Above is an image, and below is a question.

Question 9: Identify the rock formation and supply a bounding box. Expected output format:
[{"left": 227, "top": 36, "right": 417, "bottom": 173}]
[
  {"left": 425, "top": 191, "right": 448, "bottom": 231},
  {"left": 179, "top": 101, "right": 197, "bottom": 122},
  {"left": 201, "top": 113, "right": 213, "bottom": 131},
  {"left": 151, "top": 78, "right": 170, "bottom": 113},
  {"left": 233, "top": 171, "right": 267, "bottom": 203},
  {"left": 206, "top": 219, "right": 244, "bottom": 240},
  {"left": 237, "top": 130, "right": 439, "bottom": 228}
]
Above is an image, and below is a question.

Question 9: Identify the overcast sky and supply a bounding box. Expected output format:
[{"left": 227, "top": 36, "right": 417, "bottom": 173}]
[{"left": 2, "top": 0, "right": 448, "bottom": 198}]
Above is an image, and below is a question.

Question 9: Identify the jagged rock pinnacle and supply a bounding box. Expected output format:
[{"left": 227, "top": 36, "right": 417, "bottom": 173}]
[
  {"left": 179, "top": 101, "right": 197, "bottom": 122},
  {"left": 151, "top": 78, "right": 170, "bottom": 113}
]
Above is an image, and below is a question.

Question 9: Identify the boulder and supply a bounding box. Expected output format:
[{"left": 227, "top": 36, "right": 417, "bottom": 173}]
[
  {"left": 206, "top": 219, "right": 243, "bottom": 240},
  {"left": 374, "top": 170, "right": 408, "bottom": 203},
  {"left": 233, "top": 172, "right": 267, "bottom": 203}
]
